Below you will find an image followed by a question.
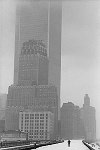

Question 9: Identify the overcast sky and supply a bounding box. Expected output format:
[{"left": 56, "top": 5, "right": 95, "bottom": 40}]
[
  {"left": 61, "top": 1, "right": 100, "bottom": 138},
  {"left": 1, "top": 0, "right": 100, "bottom": 138},
  {"left": 61, "top": 1, "right": 100, "bottom": 105}
]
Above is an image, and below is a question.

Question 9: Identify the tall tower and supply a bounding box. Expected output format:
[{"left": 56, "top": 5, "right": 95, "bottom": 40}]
[
  {"left": 14, "top": 1, "right": 48, "bottom": 85},
  {"left": 84, "top": 94, "right": 90, "bottom": 107},
  {"left": 48, "top": 1, "right": 62, "bottom": 117},
  {"left": 18, "top": 39, "right": 48, "bottom": 86},
  {"left": 81, "top": 94, "right": 96, "bottom": 140},
  {"left": 14, "top": 1, "right": 62, "bottom": 118},
  {"left": 6, "top": 40, "right": 58, "bottom": 138}
]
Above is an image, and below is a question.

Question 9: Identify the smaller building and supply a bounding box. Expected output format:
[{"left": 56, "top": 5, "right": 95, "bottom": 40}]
[
  {"left": 80, "top": 94, "right": 96, "bottom": 141},
  {"left": 0, "top": 130, "right": 26, "bottom": 142},
  {"left": 61, "top": 102, "right": 84, "bottom": 140},
  {"left": 19, "top": 111, "right": 54, "bottom": 140},
  {"left": 0, "top": 120, "right": 5, "bottom": 132},
  {"left": 0, "top": 94, "right": 7, "bottom": 109},
  {"left": 5, "top": 106, "right": 23, "bottom": 131}
]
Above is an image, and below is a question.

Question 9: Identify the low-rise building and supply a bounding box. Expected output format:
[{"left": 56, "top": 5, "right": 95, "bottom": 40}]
[
  {"left": 0, "top": 130, "right": 26, "bottom": 142},
  {"left": 19, "top": 111, "right": 54, "bottom": 140}
]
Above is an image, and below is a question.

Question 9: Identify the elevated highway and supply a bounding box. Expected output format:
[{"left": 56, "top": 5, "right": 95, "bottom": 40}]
[
  {"left": 37, "top": 140, "right": 89, "bottom": 150},
  {"left": 1, "top": 140, "right": 99, "bottom": 150}
]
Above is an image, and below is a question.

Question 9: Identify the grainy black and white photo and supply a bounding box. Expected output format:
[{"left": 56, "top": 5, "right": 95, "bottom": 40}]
[{"left": 0, "top": 0, "right": 100, "bottom": 149}]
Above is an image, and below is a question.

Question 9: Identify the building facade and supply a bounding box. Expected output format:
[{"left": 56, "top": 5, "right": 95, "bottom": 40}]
[
  {"left": 0, "top": 120, "right": 5, "bottom": 133},
  {"left": 18, "top": 40, "right": 48, "bottom": 86},
  {"left": 6, "top": 84, "right": 58, "bottom": 139},
  {"left": 6, "top": 38, "right": 58, "bottom": 139},
  {"left": 61, "top": 102, "right": 74, "bottom": 140},
  {"left": 14, "top": 1, "right": 48, "bottom": 85},
  {"left": 81, "top": 94, "right": 96, "bottom": 141},
  {"left": 5, "top": 107, "right": 21, "bottom": 131},
  {"left": 14, "top": 1, "right": 62, "bottom": 117},
  {"left": 19, "top": 111, "right": 54, "bottom": 140},
  {"left": 7, "top": 85, "right": 57, "bottom": 109},
  {"left": 0, "top": 94, "right": 7, "bottom": 109},
  {"left": 5, "top": 1, "right": 61, "bottom": 139},
  {"left": 61, "top": 102, "right": 84, "bottom": 140},
  {"left": 0, "top": 130, "right": 26, "bottom": 142}
]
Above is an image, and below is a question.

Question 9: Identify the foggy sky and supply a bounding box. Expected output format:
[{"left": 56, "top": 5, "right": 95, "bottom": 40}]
[
  {"left": 1, "top": 0, "right": 100, "bottom": 138},
  {"left": 61, "top": 1, "right": 100, "bottom": 104},
  {"left": 61, "top": 1, "right": 100, "bottom": 138}
]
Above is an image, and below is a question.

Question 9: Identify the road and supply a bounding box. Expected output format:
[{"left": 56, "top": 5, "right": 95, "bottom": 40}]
[{"left": 36, "top": 140, "right": 90, "bottom": 150}]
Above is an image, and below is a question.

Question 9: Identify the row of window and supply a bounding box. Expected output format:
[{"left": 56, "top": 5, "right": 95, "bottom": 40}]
[
  {"left": 23, "top": 118, "right": 47, "bottom": 121},
  {"left": 22, "top": 117, "right": 48, "bottom": 120},
  {"left": 22, "top": 125, "right": 47, "bottom": 129},
  {"left": 22, "top": 120, "right": 47, "bottom": 123},
  {"left": 24, "top": 113, "right": 48, "bottom": 116},
  {"left": 22, "top": 123, "right": 48, "bottom": 126},
  {"left": 23, "top": 129, "right": 48, "bottom": 132},
  {"left": 23, "top": 126, "right": 45, "bottom": 130},
  {"left": 29, "top": 136, "right": 47, "bottom": 139},
  {"left": 22, "top": 114, "right": 48, "bottom": 117}
]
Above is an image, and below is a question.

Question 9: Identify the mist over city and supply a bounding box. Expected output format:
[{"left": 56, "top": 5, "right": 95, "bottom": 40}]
[{"left": 0, "top": 0, "right": 100, "bottom": 149}]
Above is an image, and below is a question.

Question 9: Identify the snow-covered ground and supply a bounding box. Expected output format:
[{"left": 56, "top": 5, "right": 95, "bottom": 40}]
[
  {"left": 91, "top": 143, "right": 100, "bottom": 150},
  {"left": 85, "top": 142, "right": 100, "bottom": 150},
  {"left": 36, "top": 140, "right": 89, "bottom": 150}
]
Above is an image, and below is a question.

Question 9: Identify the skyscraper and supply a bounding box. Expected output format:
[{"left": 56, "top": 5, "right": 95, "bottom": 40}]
[
  {"left": 6, "top": 39, "right": 58, "bottom": 138},
  {"left": 81, "top": 94, "right": 96, "bottom": 140},
  {"left": 14, "top": 1, "right": 48, "bottom": 85},
  {"left": 14, "top": 1, "right": 62, "bottom": 117},
  {"left": 18, "top": 39, "right": 48, "bottom": 86}
]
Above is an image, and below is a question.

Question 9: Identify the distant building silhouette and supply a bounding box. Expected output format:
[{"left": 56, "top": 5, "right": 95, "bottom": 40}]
[
  {"left": 5, "top": 107, "right": 20, "bottom": 131},
  {"left": 61, "top": 102, "right": 74, "bottom": 140},
  {"left": 61, "top": 102, "right": 84, "bottom": 140},
  {"left": 83, "top": 94, "right": 90, "bottom": 107},
  {"left": 73, "top": 106, "right": 85, "bottom": 139},
  {"left": 0, "top": 94, "right": 7, "bottom": 109},
  {"left": 81, "top": 94, "right": 96, "bottom": 141},
  {"left": 0, "top": 120, "right": 5, "bottom": 132}
]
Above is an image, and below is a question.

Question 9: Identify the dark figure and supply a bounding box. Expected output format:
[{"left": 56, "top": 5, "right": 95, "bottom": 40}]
[
  {"left": 34, "top": 142, "right": 37, "bottom": 149},
  {"left": 1, "top": 142, "right": 2, "bottom": 147},
  {"left": 68, "top": 140, "right": 71, "bottom": 147}
]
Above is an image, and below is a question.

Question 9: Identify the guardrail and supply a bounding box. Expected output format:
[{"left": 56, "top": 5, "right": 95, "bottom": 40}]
[
  {"left": 82, "top": 140, "right": 95, "bottom": 150},
  {"left": 0, "top": 140, "right": 64, "bottom": 150},
  {"left": 0, "top": 143, "right": 36, "bottom": 150}
]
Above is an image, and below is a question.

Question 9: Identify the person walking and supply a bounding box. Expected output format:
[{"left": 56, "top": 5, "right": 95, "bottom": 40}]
[
  {"left": 1, "top": 141, "right": 2, "bottom": 147},
  {"left": 68, "top": 140, "right": 71, "bottom": 147}
]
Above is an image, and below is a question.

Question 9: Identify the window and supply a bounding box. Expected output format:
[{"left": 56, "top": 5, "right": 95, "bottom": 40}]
[
  {"left": 35, "top": 120, "right": 39, "bottom": 122},
  {"left": 40, "top": 114, "right": 44, "bottom": 116},
  {"left": 40, "top": 116, "right": 44, "bottom": 119},
  {"left": 40, "top": 120, "right": 44, "bottom": 122},
  {"left": 35, "top": 114, "right": 39, "bottom": 116},
  {"left": 45, "top": 136, "right": 47, "bottom": 139},
  {"left": 21, "top": 127, "right": 23, "bottom": 130}
]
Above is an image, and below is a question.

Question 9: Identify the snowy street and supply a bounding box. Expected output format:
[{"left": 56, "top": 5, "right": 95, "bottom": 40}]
[{"left": 37, "top": 140, "right": 89, "bottom": 150}]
